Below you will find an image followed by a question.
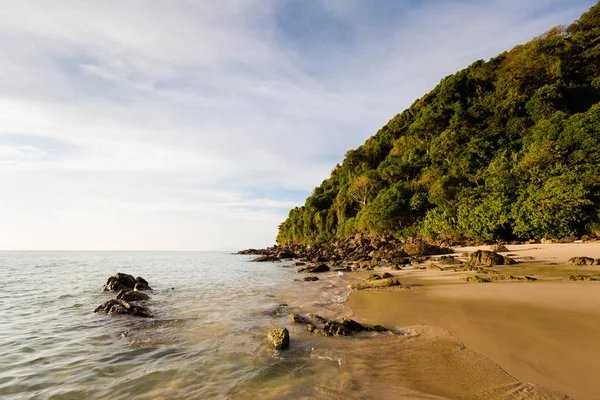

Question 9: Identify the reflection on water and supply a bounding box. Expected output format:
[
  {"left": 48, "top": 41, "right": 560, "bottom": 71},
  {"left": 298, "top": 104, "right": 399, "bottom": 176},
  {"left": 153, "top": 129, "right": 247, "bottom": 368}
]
[{"left": 0, "top": 252, "right": 568, "bottom": 399}]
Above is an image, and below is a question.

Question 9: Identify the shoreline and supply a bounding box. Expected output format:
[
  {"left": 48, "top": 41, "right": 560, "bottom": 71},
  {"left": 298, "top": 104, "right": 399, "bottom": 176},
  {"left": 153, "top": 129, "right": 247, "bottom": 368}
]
[{"left": 253, "top": 241, "right": 600, "bottom": 399}]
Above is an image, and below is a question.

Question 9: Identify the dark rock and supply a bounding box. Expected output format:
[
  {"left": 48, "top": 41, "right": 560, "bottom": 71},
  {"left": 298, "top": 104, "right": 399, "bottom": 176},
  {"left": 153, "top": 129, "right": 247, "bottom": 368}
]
[
  {"left": 94, "top": 299, "right": 151, "bottom": 317},
  {"left": 116, "top": 289, "right": 150, "bottom": 301},
  {"left": 278, "top": 250, "right": 296, "bottom": 259},
  {"left": 297, "top": 263, "right": 330, "bottom": 273},
  {"left": 133, "top": 277, "right": 152, "bottom": 291},
  {"left": 468, "top": 250, "right": 516, "bottom": 266},
  {"left": 103, "top": 273, "right": 137, "bottom": 291},
  {"left": 303, "top": 276, "right": 319, "bottom": 281},
  {"left": 295, "top": 262, "right": 306, "bottom": 266},
  {"left": 568, "top": 257, "right": 595, "bottom": 266},
  {"left": 237, "top": 248, "right": 265, "bottom": 255},
  {"left": 251, "top": 255, "right": 280, "bottom": 262},
  {"left": 267, "top": 328, "right": 289, "bottom": 350},
  {"left": 289, "top": 313, "right": 311, "bottom": 324}
]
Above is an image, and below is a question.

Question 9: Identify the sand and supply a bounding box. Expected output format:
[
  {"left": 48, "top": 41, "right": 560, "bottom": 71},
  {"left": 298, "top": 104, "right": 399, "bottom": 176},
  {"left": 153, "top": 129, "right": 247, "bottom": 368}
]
[{"left": 348, "top": 243, "right": 600, "bottom": 400}]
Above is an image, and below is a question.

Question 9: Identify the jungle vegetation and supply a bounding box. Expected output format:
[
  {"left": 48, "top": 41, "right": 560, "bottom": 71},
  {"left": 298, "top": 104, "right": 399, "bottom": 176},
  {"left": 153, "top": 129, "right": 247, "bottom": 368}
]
[{"left": 277, "top": 3, "right": 600, "bottom": 244}]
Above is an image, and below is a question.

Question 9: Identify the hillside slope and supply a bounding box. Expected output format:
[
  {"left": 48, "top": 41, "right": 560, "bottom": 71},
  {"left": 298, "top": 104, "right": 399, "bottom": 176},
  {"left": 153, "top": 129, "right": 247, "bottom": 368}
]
[{"left": 277, "top": 3, "right": 600, "bottom": 244}]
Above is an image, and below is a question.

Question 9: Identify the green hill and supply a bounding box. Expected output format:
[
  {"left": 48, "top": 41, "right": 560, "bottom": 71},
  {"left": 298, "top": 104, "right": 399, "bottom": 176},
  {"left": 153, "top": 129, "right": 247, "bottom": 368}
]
[{"left": 277, "top": 3, "right": 600, "bottom": 245}]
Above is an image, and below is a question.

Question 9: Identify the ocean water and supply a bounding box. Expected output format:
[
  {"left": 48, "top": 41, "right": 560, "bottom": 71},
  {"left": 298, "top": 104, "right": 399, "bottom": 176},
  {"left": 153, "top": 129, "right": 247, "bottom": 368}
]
[{"left": 0, "top": 252, "right": 569, "bottom": 400}]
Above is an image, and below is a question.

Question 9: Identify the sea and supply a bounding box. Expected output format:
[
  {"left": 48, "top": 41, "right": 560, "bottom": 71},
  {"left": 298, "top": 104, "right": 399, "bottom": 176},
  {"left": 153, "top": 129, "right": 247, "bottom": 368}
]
[{"left": 0, "top": 252, "right": 568, "bottom": 400}]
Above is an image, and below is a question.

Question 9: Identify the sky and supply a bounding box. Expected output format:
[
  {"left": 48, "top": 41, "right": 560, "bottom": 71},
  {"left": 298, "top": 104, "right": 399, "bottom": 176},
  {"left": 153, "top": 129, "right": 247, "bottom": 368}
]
[{"left": 0, "top": 0, "right": 595, "bottom": 251}]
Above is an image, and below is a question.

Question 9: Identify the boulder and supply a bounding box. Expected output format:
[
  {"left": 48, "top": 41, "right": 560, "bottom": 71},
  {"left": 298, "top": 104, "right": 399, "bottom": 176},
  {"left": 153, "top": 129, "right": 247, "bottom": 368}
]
[
  {"left": 297, "top": 263, "right": 330, "bottom": 273},
  {"left": 277, "top": 250, "right": 296, "bottom": 259},
  {"left": 468, "top": 250, "right": 516, "bottom": 266},
  {"left": 568, "top": 257, "right": 595, "bottom": 266},
  {"left": 94, "top": 299, "right": 151, "bottom": 318},
  {"left": 103, "top": 273, "right": 137, "bottom": 291},
  {"left": 116, "top": 289, "right": 150, "bottom": 301},
  {"left": 490, "top": 244, "right": 509, "bottom": 253},
  {"left": 251, "top": 255, "right": 280, "bottom": 262},
  {"left": 267, "top": 328, "right": 289, "bottom": 350}
]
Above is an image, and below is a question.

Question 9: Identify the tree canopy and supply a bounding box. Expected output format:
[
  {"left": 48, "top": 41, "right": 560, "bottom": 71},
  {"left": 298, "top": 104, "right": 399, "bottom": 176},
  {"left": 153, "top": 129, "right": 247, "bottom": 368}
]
[{"left": 277, "top": 3, "right": 600, "bottom": 245}]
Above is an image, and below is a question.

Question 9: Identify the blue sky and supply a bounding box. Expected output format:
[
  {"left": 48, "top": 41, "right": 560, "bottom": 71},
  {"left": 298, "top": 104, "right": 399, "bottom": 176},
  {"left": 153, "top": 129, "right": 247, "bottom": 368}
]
[{"left": 0, "top": 0, "right": 594, "bottom": 250}]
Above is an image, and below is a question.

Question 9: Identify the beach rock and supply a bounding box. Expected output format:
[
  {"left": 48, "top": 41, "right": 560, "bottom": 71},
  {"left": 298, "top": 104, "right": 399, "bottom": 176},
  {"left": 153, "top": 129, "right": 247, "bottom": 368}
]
[
  {"left": 567, "top": 274, "right": 598, "bottom": 281},
  {"left": 465, "top": 276, "right": 491, "bottom": 283},
  {"left": 116, "top": 289, "right": 150, "bottom": 301},
  {"left": 133, "top": 277, "right": 152, "bottom": 291},
  {"left": 297, "top": 263, "right": 330, "bottom": 273},
  {"left": 251, "top": 255, "right": 280, "bottom": 262},
  {"left": 437, "top": 255, "right": 459, "bottom": 265},
  {"left": 289, "top": 313, "right": 310, "bottom": 324},
  {"left": 303, "top": 276, "right": 319, "bottom": 281},
  {"left": 94, "top": 299, "right": 151, "bottom": 317},
  {"left": 468, "top": 250, "right": 516, "bottom": 266},
  {"left": 568, "top": 257, "right": 595, "bottom": 266},
  {"left": 295, "top": 262, "right": 306, "bottom": 266},
  {"left": 267, "top": 328, "right": 289, "bottom": 350},
  {"left": 352, "top": 275, "right": 403, "bottom": 290},
  {"left": 401, "top": 242, "right": 444, "bottom": 256},
  {"left": 277, "top": 250, "right": 296, "bottom": 259},
  {"left": 490, "top": 244, "right": 509, "bottom": 252},
  {"left": 103, "top": 273, "right": 137, "bottom": 291}
]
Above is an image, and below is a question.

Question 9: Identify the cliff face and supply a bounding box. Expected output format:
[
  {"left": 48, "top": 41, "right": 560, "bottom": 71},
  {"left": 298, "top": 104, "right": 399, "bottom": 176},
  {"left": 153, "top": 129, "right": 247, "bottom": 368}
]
[{"left": 277, "top": 3, "right": 600, "bottom": 245}]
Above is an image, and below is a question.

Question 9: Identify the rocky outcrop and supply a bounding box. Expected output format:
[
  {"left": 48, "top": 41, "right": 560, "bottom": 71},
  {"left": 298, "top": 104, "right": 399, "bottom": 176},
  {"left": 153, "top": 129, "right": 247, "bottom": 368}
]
[
  {"left": 97, "top": 273, "right": 153, "bottom": 318},
  {"left": 567, "top": 257, "right": 597, "bottom": 266},
  {"left": 103, "top": 273, "right": 152, "bottom": 291},
  {"left": 467, "top": 250, "right": 516, "bottom": 266},
  {"left": 239, "top": 234, "right": 453, "bottom": 265},
  {"left": 267, "top": 328, "right": 289, "bottom": 350},
  {"left": 297, "top": 263, "right": 330, "bottom": 273},
  {"left": 94, "top": 299, "right": 151, "bottom": 318}
]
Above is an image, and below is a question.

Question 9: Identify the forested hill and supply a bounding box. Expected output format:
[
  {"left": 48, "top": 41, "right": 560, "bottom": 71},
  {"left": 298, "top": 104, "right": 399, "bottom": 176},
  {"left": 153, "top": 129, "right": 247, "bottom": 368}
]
[{"left": 277, "top": 3, "right": 600, "bottom": 245}]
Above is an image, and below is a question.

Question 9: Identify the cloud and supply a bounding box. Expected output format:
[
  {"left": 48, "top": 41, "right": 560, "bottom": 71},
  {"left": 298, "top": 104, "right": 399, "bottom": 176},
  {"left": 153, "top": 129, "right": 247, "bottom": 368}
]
[{"left": 0, "top": 0, "right": 594, "bottom": 250}]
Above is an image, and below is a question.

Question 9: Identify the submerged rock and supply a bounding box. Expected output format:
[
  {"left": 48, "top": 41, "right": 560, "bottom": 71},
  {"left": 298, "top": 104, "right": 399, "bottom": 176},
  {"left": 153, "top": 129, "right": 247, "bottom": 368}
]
[
  {"left": 303, "top": 276, "right": 319, "bottom": 281},
  {"left": 567, "top": 257, "right": 596, "bottom": 266},
  {"left": 468, "top": 250, "right": 516, "bottom": 266},
  {"left": 267, "top": 328, "right": 290, "bottom": 350},
  {"left": 289, "top": 313, "right": 311, "bottom": 324}
]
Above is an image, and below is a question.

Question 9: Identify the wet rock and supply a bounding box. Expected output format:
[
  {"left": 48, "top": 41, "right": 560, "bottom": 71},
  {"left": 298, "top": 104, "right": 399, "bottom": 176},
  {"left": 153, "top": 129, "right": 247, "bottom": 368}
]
[
  {"left": 289, "top": 313, "right": 310, "bottom": 324},
  {"left": 303, "top": 276, "right": 319, "bottom": 281},
  {"left": 94, "top": 299, "right": 151, "bottom": 317},
  {"left": 133, "top": 277, "right": 152, "bottom": 291},
  {"left": 567, "top": 257, "right": 595, "bottom": 266},
  {"left": 490, "top": 244, "right": 509, "bottom": 252},
  {"left": 468, "top": 250, "right": 516, "bottom": 266},
  {"left": 334, "top": 267, "right": 352, "bottom": 272},
  {"left": 103, "top": 273, "right": 137, "bottom": 291},
  {"left": 251, "top": 255, "right": 280, "bottom": 262},
  {"left": 267, "top": 328, "right": 289, "bottom": 350},
  {"left": 297, "top": 263, "right": 330, "bottom": 273},
  {"left": 295, "top": 262, "right": 306, "bottom": 266},
  {"left": 116, "top": 289, "right": 150, "bottom": 301}
]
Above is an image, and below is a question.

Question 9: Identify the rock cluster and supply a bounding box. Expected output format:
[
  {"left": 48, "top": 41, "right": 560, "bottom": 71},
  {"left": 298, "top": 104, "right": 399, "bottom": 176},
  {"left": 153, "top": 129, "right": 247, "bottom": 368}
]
[
  {"left": 288, "top": 313, "right": 387, "bottom": 336},
  {"left": 95, "top": 273, "right": 152, "bottom": 318},
  {"left": 242, "top": 234, "right": 453, "bottom": 264}
]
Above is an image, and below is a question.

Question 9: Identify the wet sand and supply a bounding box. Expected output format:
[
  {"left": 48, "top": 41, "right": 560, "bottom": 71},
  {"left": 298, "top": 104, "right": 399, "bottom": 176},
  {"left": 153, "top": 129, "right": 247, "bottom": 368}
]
[{"left": 348, "top": 243, "right": 600, "bottom": 400}]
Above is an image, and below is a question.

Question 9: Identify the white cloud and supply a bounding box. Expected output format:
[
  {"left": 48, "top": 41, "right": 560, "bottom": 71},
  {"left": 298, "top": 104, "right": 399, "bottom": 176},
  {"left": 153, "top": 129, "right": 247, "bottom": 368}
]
[{"left": 0, "top": 0, "right": 593, "bottom": 249}]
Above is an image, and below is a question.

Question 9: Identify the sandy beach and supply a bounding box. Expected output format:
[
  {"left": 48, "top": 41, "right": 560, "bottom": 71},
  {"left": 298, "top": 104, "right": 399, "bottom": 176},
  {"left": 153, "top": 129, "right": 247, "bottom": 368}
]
[{"left": 348, "top": 243, "right": 600, "bottom": 400}]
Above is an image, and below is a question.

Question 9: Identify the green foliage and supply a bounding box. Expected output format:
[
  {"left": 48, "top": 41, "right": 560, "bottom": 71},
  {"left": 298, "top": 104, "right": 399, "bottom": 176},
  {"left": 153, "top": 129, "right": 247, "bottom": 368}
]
[{"left": 276, "top": 3, "right": 600, "bottom": 245}]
